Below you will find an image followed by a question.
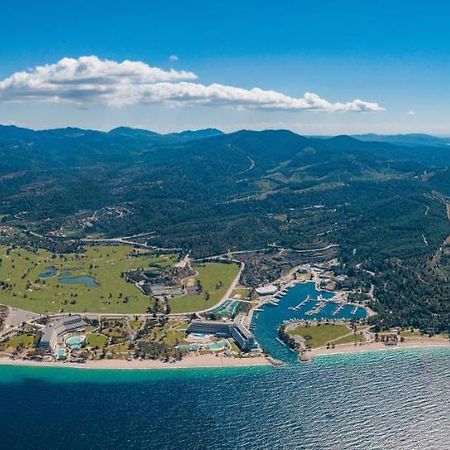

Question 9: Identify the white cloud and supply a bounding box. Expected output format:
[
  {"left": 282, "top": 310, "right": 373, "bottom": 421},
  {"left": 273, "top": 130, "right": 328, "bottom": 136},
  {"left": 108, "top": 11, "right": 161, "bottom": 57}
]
[
  {"left": 168, "top": 55, "right": 179, "bottom": 62},
  {"left": 0, "top": 56, "right": 384, "bottom": 113},
  {"left": 407, "top": 110, "right": 416, "bottom": 116}
]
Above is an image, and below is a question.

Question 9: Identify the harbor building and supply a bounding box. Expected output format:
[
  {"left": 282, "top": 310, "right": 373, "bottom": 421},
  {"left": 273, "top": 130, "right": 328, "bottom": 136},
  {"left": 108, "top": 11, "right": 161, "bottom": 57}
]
[
  {"left": 39, "top": 315, "right": 84, "bottom": 352},
  {"left": 255, "top": 285, "right": 278, "bottom": 296}
]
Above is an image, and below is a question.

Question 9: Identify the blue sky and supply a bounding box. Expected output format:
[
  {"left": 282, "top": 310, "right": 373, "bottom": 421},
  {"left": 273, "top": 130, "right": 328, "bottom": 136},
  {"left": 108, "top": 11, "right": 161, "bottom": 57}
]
[{"left": 1, "top": 0, "right": 449, "bottom": 135}]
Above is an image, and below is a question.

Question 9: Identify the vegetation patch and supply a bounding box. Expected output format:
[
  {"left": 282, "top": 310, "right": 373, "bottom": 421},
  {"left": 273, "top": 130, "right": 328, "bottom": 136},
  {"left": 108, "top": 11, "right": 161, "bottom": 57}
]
[
  {"left": 169, "top": 262, "right": 239, "bottom": 313},
  {"left": 0, "top": 245, "right": 175, "bottom": 314},
  {"left": 288, "top": 323, "right": 353, "bottom": 348}
]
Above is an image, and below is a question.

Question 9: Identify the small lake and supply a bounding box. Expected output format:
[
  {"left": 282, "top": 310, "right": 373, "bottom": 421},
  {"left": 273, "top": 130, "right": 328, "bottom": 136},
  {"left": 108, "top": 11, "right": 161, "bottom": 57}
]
[
  {"left": 58, "top": 271, "right": 100, "bottom": 288},
  {"left": 252, "top": 281, "right": 367, "bottom": 363},
  {"left": 38, "top": 266, "right": 58, "bottom": 279}
]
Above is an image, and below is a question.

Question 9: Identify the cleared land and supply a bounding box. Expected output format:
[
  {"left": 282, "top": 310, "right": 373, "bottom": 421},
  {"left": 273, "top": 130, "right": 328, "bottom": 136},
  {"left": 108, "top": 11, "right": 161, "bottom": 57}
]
[
  {"left": 169, "top": 262, "right": 240, "bottom": 313},
  {"left": 288, "top": 323, "right": 357, "bottom": 348},
  {"left": 0, "top": 245, "right": 175, "bottom": 314}
]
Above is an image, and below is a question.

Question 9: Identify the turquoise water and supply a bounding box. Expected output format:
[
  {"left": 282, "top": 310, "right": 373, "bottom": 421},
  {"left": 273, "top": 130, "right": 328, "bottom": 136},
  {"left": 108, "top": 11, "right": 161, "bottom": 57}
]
[
  {"left": 252, "top": 282, "right": 367, "bottom": 362},
  {"left": 0, "top": 281, "right": 447, "bottom": 449},
  {"left": 177, "top": 340, "right": 227, "bottom": 352},
  {"left": 66, "top": 336, "right": 83, "bottom": 346},
  {"left": 58, "top": 271, "right": 99, "bottom": 287},
  {"left": 66, "top": 336, "right": 84, "bottom": 350},
  {"left": 0, "top": 348, "right": 449, "bottom": 449}
]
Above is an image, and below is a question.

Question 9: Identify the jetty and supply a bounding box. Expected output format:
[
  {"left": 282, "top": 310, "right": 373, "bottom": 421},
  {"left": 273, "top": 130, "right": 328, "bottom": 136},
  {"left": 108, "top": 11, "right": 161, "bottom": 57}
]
[
  {"left": 276, "top": 337, "right": 286, "bottom": 346},
  {"left": 288, "top": 295, "right": 311, "bottom": 311},
  {"left": 305, "top": 295, "right": 331, "bottom": 316},
  {"left": 351, "top": 305, "right": 358, "bottom": 315},
  {"left": 332, "top": 303, "right": 345, "bottom": 316}
]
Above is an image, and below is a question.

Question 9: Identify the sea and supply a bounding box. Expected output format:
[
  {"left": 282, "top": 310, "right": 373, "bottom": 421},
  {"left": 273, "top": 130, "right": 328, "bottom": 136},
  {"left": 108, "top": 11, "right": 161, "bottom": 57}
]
[{"left": 0, "top": 282, "right": 449, "bottom": 450}]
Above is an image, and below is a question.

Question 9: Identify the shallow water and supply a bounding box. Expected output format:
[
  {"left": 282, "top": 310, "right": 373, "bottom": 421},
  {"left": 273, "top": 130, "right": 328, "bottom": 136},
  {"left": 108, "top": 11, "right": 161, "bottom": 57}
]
[
  {"left": 0, "top": 348, "right": 449, "bottom": 450},
  {"left": 1, "top": 281, "right": 448, "bottom": 450}
]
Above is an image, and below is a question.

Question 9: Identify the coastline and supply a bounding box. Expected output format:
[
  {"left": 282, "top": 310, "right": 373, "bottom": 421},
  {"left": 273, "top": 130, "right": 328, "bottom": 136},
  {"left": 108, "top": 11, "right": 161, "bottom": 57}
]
[
  {"left": 306, "top": 338, "right": 450, "bottom": 360},
  {"left": 0, "top": 353, "right": 271, "bottom": 371}
]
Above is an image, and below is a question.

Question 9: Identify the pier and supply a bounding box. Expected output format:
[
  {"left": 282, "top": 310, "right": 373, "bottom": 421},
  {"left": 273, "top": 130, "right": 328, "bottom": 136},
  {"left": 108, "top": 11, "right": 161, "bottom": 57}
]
[
  {"left": 288, "top": 295, "right": 311, "bottom": 311},
  {"left": 333, "top": 303, "right": 345, "bottom": 316}
]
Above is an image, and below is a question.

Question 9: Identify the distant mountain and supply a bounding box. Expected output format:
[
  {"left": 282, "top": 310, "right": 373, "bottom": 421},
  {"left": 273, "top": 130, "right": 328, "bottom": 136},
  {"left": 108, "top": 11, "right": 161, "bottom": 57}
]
[
  {"left": 108, "top": 127, "right": 161, "bottom": 138},
  {"left": 166, "top": 128, "right": 223, "bottom": 140},
  {"left": 353, "top": 133, "right": 450, "bottom": 147}
]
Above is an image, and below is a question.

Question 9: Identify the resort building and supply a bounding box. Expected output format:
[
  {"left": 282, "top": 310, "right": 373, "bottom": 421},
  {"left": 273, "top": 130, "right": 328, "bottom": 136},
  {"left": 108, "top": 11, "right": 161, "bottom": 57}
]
[
  {"left": 38, "top": 315, "right": 84, "bottom": 352},
  {"left": 187, "top": 318, "right": 257, "bottom": 351},
  {"left": 187, "top": 320, "right": 231, "bottom": 337},
  {"left": 230, "top": 319, "right": 256, "bottom": 350}
]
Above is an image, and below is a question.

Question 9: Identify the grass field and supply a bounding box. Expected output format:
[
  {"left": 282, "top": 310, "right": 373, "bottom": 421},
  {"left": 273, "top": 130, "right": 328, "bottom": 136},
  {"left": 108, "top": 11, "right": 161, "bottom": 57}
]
[
  {"left": 0, "top": 245, "right": 176, "bottom": 314},
  {"left": 169, "top": 262, "right": 240, "bottom": 313},
  {"left": 0, "top": 333, "right": 36, "bottom": 351},
  {"left": 332, "top": 332, "right": 365, "bottom": 346},
  {"left": 288, "top": 323, "right": 354, "bottom": 348},
  {"left": 85, "top": 333, "right": 108, "bottom": 349}
]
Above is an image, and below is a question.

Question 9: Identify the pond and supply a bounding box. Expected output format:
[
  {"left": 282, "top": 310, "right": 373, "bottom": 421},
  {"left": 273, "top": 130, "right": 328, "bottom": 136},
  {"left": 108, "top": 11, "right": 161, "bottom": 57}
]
[
  {"left": 38, "top": 266, "right": 58, "bottom": 279},
  {"left": 58, "top": 271, "right": 100, "bottom": 288}
]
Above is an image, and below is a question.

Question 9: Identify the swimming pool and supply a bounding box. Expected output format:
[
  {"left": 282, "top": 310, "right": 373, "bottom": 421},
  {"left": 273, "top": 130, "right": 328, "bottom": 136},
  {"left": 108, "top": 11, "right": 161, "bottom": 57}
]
[
  {"left": 176, "top": 340, "right": 228, "bottom": 352},
  {"left": 66, "top": 335, "right": 85, "bottom": 349},
  {"left": 55, "top": 348, "right": 67, "bottom": 359}
]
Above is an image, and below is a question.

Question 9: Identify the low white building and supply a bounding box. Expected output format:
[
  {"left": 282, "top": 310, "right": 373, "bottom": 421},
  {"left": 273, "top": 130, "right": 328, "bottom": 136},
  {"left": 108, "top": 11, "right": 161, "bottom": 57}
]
[{"left": 255, "top": 285, "right": 278, "bottom": 296}]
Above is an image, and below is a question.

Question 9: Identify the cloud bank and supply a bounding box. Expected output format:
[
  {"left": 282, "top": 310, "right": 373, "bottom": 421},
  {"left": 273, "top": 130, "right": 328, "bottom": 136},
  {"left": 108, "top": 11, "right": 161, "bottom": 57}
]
[{"left": 0, "top": 56, "right": 383, "bottom": 113}]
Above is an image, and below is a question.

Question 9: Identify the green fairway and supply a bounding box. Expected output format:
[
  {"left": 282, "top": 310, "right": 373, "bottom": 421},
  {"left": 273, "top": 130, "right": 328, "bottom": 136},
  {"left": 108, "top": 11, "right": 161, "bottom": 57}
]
[
  {"left": 288, "top": 323, "right": 354, "bottom": 348},
  {"left": 169, "top": 262, "right": 239, "bottom": 313},
  {"left": 0, "top": 245, "right": 176, "bottom": 314}
]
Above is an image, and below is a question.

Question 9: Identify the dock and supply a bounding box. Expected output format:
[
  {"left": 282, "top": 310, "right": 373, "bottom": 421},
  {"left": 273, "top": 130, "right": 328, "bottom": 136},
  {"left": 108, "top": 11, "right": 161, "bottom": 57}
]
[
  {"left": 305, "top": 297, "right": 328, "bottom": 316},
  {"left": 332, "top": 303, "right": 345, "bottom": 316},
  {"left": 288, "top": 295, "right": 311, "bottom": 311}
]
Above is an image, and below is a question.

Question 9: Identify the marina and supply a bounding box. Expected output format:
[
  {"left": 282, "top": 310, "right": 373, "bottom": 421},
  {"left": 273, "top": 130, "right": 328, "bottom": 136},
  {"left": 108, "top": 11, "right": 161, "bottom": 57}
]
[{"left": 252, "top": 281, "right": 367, "bottom": 363}]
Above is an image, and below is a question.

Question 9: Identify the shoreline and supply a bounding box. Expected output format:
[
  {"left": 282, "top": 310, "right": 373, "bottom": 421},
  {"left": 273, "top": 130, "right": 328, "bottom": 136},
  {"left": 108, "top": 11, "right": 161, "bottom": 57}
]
[
  {"left": 0, "top": 353, "right": 271, "bottom": 371},
  {"left": 306, "top": 338, "right": 450, "bottom": 360}
]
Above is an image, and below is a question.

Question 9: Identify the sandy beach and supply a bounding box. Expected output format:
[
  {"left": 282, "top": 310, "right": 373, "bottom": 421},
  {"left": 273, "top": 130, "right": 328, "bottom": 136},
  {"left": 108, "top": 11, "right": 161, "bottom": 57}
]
[
  {"left": 306, "top": 337, "right": 450, "bottom": 359},
  {"left": 0, "top": 353, "right": 271, "bottom": 371}
]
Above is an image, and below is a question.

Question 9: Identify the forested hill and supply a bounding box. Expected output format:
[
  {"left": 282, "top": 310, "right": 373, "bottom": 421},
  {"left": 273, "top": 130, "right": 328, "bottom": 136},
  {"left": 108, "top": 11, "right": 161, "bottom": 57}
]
[{"left": 0, "top": 125, "right": 449, "bottom": 332}]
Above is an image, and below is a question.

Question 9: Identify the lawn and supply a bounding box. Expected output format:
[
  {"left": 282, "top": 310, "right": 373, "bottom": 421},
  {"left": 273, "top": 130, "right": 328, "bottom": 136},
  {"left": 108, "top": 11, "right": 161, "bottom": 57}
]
[
  {"left": 288, "top": 323, "right": 353, "bottom": 348},
  {"left": 85, "top": 333, "right": 108, "bottom": 349},
  {"left": 332, "top": 332, "right": 365, "bottom": 345},
  {"left": 0, "top": 245, "right": 176, "bottom": 314},
  {"left": 129, "top": 320, "right": 143, "bottom": 331},
  {"left": 169, "top": 262, "right": 240, "bottom": 313},
  {"left": 1, "top": 333, "right": 36, "bottom": 351}
]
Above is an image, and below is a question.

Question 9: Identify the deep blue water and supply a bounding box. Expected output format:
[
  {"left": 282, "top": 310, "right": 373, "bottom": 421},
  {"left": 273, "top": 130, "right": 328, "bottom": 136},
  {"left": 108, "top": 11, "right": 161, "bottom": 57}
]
[
  {"left": 0, "top": 348, "right": 449, "bottom": 450},
  {"left": 0, "top": 282, "right": 448, "bottom": 450},
  {"left": 252, "top": 282, "right": 367, "bottom": 362}
]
